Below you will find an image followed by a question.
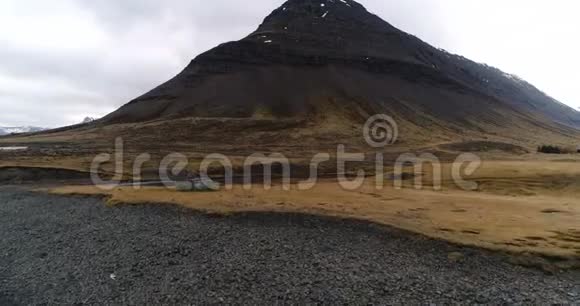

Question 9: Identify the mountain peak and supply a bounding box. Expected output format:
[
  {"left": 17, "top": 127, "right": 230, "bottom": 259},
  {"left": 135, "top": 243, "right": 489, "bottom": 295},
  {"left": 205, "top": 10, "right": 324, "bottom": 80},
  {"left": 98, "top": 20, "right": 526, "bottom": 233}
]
[
  {"left": 242, "top": 0, "right": 402, "bottom": 59},
  {"left": 82, "top": 117, "right": 96, "bottom": 124},
  {"left": 263, "top": 0, "right": 369, "bottom": 22}
]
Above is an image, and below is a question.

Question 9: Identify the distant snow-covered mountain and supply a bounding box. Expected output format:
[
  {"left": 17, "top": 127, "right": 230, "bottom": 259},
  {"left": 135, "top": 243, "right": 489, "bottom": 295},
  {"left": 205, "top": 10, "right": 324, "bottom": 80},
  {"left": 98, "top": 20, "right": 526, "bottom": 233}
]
[
  {"left": 0, "top": 117, "right": 98, "bottom": 136},
  {"left": 0, "top": 126, "right": 46, "bottom": 136},
  {"left": 82, "top": 117, "right": 96, "bottom": 124}
]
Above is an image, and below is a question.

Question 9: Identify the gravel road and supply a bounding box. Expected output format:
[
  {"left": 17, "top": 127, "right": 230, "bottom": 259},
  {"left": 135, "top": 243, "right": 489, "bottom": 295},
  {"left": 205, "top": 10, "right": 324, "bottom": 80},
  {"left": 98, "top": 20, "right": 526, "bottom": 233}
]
[{"left": 0, "top": 187, "right": 578, "bottom": 305}]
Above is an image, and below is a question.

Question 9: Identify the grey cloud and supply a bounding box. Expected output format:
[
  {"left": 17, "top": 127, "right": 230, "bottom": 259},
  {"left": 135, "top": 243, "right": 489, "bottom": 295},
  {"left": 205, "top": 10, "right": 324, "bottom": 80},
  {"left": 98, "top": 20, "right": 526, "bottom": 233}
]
[
  {"left": 0, "top": 0, "right": 289, "bottom": 127},
  {"left": 77, "top": 0, "right": 280, "bottom": 28},
  {"left": 0, "top": 94, "right": 111, "bottom": 127},
  {"left": 0, "top": 43, "right": 174, "bottom": 109}
]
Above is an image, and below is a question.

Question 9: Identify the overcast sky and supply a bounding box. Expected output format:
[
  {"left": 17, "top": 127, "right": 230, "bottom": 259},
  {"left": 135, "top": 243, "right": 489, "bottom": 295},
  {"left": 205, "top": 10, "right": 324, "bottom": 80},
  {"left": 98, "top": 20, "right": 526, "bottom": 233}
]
[{"left": 0, "top": 0, "right": 578, "bottom": 127}]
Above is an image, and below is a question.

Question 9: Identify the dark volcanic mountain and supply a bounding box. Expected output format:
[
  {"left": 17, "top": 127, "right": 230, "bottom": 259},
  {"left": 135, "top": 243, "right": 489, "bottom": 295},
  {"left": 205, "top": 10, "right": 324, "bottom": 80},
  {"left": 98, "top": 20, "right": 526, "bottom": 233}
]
[{"left": 102, "top": 0, "right": 580, "bottom": 143}]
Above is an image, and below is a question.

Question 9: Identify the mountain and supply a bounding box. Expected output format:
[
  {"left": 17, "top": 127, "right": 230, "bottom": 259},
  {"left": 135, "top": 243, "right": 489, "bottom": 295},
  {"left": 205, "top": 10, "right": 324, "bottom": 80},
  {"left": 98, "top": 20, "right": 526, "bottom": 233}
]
[
  {"left": 98, "top": 0, "right": 580, "bottom": 145},
  {"left": 81, "top": 117, "right": 96, "bottom": 124},
  {"left": 0, "top": 126, "right": 45, "bottom": 136}
]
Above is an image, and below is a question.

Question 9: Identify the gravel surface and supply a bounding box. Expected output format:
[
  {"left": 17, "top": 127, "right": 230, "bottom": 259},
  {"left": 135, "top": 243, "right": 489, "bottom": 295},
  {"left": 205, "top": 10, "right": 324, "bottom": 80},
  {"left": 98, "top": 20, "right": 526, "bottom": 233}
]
[{"left": 0, "top": 187, "right": 578, "bottom": 305}]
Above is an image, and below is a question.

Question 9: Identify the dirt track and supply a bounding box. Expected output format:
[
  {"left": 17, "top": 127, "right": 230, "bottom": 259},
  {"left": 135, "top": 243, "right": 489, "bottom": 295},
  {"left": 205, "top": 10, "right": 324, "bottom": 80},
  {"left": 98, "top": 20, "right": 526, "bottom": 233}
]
[{"left": 0, "top": 187, "right": 578, "bottom": 304}]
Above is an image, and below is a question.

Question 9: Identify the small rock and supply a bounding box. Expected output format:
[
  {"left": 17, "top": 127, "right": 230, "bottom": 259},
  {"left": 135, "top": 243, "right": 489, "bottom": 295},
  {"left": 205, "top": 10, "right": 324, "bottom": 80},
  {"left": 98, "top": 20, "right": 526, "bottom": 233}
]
[
  {"left": 175, "top": 181, "right": 193, "bottom": 192},
  {"left": 447, "top": 252, "right": 464, "bottom": 262},
  {"left": 175, "top": 179, "right": 219, "bottom": 192}
]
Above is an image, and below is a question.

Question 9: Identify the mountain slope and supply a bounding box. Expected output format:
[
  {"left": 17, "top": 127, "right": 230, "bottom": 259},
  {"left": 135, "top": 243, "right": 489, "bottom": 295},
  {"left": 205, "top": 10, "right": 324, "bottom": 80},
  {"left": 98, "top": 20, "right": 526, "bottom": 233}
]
[{"left": 102, "top": 0, "right": 580, "bottom": 143}]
